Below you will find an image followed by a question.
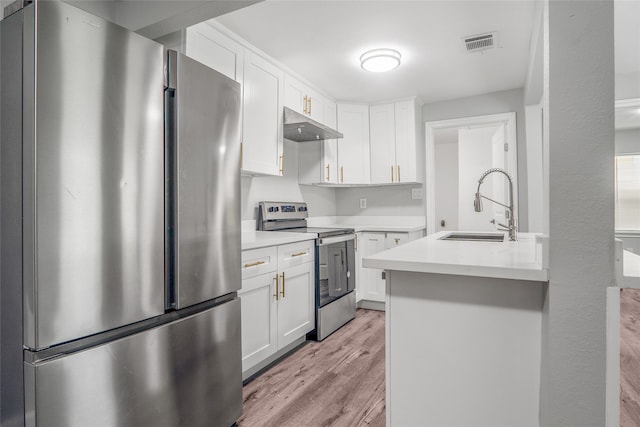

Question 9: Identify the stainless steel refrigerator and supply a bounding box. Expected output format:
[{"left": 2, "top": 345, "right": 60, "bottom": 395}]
[{"left": 0, "top": 2, "right": 242, "bottom": 426}]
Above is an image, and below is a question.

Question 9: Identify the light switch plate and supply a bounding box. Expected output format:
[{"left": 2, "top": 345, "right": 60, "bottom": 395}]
[
  {"left": 411, "top": 188, "right": 423, "bottom": 200},
  {"left": 360, "top": 198, "right": 367, "bottom": 208}
]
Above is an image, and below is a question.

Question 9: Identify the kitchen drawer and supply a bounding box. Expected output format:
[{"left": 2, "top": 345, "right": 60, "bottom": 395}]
[
  {"left": 278, "top": 240, "right": 315, "bottom": 270},
  {"left": 242, "top": 246, "right": 278, "bottom": 280}
]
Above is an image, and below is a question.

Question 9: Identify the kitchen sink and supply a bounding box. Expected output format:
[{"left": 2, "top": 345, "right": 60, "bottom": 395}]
[{"left": 439, "top": 232, "right": 505, "bottom": 242}]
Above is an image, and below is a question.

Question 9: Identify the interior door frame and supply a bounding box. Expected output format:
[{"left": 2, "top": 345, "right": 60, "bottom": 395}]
[{"left": 425, "top": 112, "right": 518, "bottom": 235}]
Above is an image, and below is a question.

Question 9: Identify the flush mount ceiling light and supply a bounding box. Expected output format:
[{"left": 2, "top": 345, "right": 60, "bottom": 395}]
[{"left": 360, "top": 48, "right": 401, "bottom": 73}]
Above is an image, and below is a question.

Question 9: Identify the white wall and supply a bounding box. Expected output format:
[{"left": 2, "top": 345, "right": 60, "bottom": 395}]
[
  {"left": 615, "top": 128, "right": 640, "bottom": 154},
  {"left": 241, "top": 140, "right": 336, "bottom": 221},
  {"left": 458, "top": 126, "right": 499, "bottom": 231},
  {"left": 616, "top": 71, "right": 640, "bottom": 100},
  {"left": 540, "top": 1, "right": 614, "bottom": 424},
  {"left": 423, "top": 88, "right": 529, "bottom": 231},
  {"left": 433, "top": 129, "right": 458, "bottom": 231},
  {"left": 525, "top": 103, "right": 544, "bottom": 233}
]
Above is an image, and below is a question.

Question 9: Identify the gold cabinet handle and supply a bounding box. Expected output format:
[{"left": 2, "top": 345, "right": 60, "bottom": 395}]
[
  {"left": 308, "top": 97, "right": 312, "bottom": 116},
  {"left": 391, "top": 165, "right": 394, "bottom": 183},
  {"left": 274, "top": 274, "right": 279, "bottom": 301},
  {"left": 291, "top": 251, "right": 307, "bottom": 257},
  {"left": 280, "top": 154, "right": 284, "bottom": 175},
  {"left": 280, "top": 272, "right": 285, "bottom": 297},
  {"left": 244, "top": 260, "right": 266, "bottom": 268},
  {"left": 397, "top": 165, "right": 401, "bottom": 182},
  {"left": 326, "top": 163, "right": 330, "bottom": 182},
  {"left": 303, "top": 95, "right": 307, "bottom": 114},
  {"left": 395, "top": 238, "right": 400, "bottom": 245},
  {"left": 341, "top": 166, "right": 344, "bottom": 183}
]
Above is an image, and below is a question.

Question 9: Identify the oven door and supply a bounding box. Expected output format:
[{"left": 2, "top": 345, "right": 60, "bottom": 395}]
[{"left": 317, "top": 234, "right": 355, "bottom": 307}]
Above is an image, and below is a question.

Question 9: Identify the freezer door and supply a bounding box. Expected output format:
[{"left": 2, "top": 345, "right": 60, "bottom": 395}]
[
  {"left": 166, "top": 51, "right": 242, "bottom": 309},
  {"left": 24, "top": 299, "right": 242, "bottom": 427},
  {"left": 23, "top": 1, "right": 165, "bottom": 350}
]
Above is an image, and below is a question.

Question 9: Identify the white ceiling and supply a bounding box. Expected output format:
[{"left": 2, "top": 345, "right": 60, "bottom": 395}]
[{"left": 216, "top": 1, "right": 537, "bottom": 104}]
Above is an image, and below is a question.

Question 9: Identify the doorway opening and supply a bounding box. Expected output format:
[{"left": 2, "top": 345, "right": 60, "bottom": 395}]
[{"left": 425, "top": 112, "right": 518, "bottom": 235}]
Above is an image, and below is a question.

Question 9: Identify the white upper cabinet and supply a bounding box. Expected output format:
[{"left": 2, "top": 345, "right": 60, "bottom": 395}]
[
  {"left": 323, "top": 99, "right": 339, "bottom": 183},
  {"left": 242, "top": 50, "right": 284, "bottom": 176},
  {"left": 284, "top": 74, "right": 324, "bottom": 124},
  {"left": 370, "top": 103, "right": 397, "bottom": 184},
  {"left": 337, "top": 103, "right": 370, "bottom": 184},
  {"left": 184, "top": 23, "right": 243, "bottom": 82},
  {"left": 394, "top": 99, "right": 422, "bottom": 183},
  {"left": 369, "top": 98, "right": 422, "bottom": 184}
]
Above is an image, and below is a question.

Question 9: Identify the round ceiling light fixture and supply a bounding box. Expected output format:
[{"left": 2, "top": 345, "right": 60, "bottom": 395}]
[{"left": 360, "top": 48, "right": 401, "bottom": 73}]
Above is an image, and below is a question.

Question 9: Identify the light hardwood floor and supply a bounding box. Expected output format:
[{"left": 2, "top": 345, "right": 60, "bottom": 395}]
[
  {"left": 621, "top": 288, "right": 640, "bottom": 427},
  {"left": 239, "top": 309, "right": 385, "bottom": 427}
]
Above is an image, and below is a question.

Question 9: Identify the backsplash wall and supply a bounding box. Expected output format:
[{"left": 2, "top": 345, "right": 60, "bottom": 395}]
[{"left": 335, "top": 186, "right": 425, "bottom": 217}]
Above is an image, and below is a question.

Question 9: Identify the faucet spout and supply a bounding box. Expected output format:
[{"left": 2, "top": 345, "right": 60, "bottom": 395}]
[{"left": 474, "top": 168, "right": 517, "bottom": 241}]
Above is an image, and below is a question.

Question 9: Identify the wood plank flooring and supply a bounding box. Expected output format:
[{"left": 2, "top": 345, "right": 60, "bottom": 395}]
[
  {"left": 621, "top": 288, "right": 640, "bottom": 427},
  {"left": 238, "top": 309, "right": 385, "bottom": 427}
]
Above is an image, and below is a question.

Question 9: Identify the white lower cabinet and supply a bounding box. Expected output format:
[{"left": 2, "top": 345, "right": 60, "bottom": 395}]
[
  {"left": 358, "top": 232, "right": 387, "bottom": 303},
  {"left": 356, "top": 230, "right": 424, "bottom": 303},
  {"left": 240, "top": 241, "right": 315, "bottom": 373}
]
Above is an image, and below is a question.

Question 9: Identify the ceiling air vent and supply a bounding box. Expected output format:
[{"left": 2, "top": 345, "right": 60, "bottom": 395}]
[{"left": 462, "top": 32, "right": 498, "bottom": 53}]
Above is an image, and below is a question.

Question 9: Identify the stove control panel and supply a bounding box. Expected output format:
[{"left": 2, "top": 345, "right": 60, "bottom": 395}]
[{"left": 258, "top": 201, "right": 309, "bottom": 229}]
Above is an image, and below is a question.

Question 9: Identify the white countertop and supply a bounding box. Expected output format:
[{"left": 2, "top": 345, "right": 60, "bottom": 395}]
[
  {"left": 241, "top": 231, "right": 316, "bottom": 251},
  {"left": 241, "top": 216, "right": 425, "bottom": 250},
  {"left": 363, "top": 231, "right": 548, "bottom": 282}
]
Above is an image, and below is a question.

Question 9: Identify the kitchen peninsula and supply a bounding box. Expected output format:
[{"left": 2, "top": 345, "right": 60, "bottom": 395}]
[{"left": 363, "top": 231, "right": 548, "bottom": 427}]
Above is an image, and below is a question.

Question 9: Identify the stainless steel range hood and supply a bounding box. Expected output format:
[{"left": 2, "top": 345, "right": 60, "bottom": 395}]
[{"left": 283, "top": 107, "right": 344, "bottom": 142}]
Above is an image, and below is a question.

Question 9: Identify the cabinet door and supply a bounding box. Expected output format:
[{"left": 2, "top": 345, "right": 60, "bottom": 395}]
[
  {"left": 242, "top": 51, "right": 284, "bottom": 176},
  {"left": 185, "top": 23, "right": 243, "bottom": 82},
  {"left": 370, "top": 103, "right": 396, "bottom": 184},
  {"left": 337, "top": 104, "right": 370, "bottom": 184},
  {"left": 277, "top": 262, "right": 315, "bottom": 349},
  {"left": 386, "top": 232, "right": 410, "bottom": 249},
  {"left": 359, "top": 232, "right": 387, "bottom": 302},
  {"left": 284, "top": 74, "right": 305, "bottom": 115},
  {"left": 239, "top": 272, "right": 278, "bottom": 373},
  {"left": 323, "top": 99, "right": 339, "bottom": 183},
  {"left": 394, "top": 99, "right": 418, "bottom": 183},
  {"left": 305, "top": 86, "right": 324, "bottom": 124}
]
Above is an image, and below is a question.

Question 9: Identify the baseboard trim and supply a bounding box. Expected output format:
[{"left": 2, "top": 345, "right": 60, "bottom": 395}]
[{"left": 357, "top": 300, "right": 385, "bottom": 311}]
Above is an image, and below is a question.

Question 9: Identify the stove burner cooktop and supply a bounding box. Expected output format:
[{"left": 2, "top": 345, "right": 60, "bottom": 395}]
[{"left": 281, "top": 226, "right": 354, "bottom": 239}]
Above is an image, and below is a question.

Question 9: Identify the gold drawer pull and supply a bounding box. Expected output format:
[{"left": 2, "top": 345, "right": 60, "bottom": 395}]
[
  {"left": 291, "top": 251, "right": 307, "bottom": 257},
  {"left": 244, "top": 260, "right": 265, "bottom": 268},
  {"left": 391, "top": 165, "right": 394, "bottom": 183}
]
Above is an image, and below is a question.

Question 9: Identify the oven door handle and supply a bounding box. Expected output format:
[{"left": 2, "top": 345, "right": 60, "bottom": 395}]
[{"left": 318, "top": 234, "right": 355, "bottom": 246}]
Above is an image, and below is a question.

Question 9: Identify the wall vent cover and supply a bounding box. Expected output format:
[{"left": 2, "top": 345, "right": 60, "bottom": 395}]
[{"left": 462, "top": 32, "right": 498, "bottom": 53}]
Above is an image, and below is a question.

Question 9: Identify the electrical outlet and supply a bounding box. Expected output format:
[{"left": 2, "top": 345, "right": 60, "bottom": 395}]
[
  {"left": 411, "top": 188, "right": 423, "bottom": 200},
  {"left": 359, "top": 198, "right": 367, "bottom": 209}
]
